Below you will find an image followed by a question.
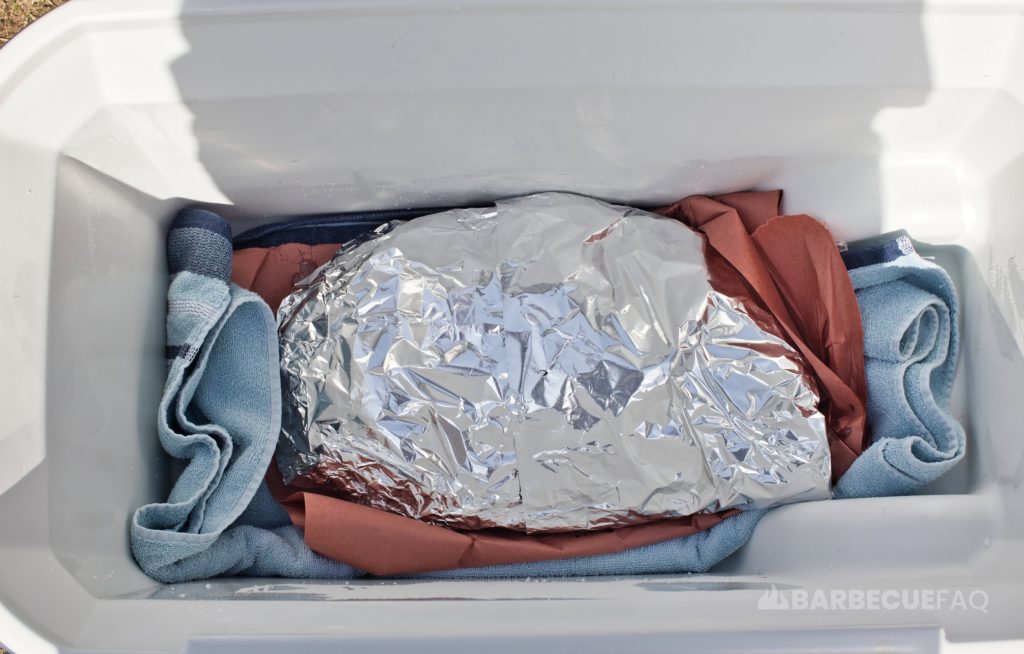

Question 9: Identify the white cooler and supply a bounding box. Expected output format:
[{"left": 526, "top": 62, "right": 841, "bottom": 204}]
[{"left": 1, "top": 0, "right": 1022, "bottom": 651}]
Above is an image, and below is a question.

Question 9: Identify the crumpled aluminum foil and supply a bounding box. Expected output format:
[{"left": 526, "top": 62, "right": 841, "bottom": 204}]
[{"left": 277, "top": 193, "right": 831, "bottom": 532}]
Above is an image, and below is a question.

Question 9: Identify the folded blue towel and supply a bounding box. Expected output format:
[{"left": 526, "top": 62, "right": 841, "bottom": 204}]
[
  {"left": 834, "top": 232, "right": 966, "bottom": 499},
  {"left": 132, "top": 215, "right": 965, "bottom": 583},
  {"left": 131, "top": 209, "right": 357, "bottom": 582}
]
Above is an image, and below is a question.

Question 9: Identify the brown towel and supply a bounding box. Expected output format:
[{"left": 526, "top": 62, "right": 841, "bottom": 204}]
[{"left": 658, "top": 191, "right": 868, "bottom": 478}]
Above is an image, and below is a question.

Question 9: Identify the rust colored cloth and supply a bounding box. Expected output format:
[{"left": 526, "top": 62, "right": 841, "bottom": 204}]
[
  {"left": 657, "top": 191, "right": 868, "bottom": 478},
  {"left": 230, "top": 190, "right": 867, "bottom": 575},
  {"left": 233, "top": 243, "right": 341, "bottom": 314},
  {"left": 264, "top": 464, "right": 732, "bottom": 576}
]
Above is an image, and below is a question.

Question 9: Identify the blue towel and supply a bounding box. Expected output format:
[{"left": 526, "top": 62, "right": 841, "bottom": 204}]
[
  {"left": 131, "top": 209, "right": 358, "bottom": 582},
  {"left": 834, "top": 231, "right": 966, "bottom": 499},
  {"left": 133, "top": 215, "right": 965, "bottom": 583}
]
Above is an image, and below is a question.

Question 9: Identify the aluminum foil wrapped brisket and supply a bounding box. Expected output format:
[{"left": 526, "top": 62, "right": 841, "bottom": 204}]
[{"left": 276, "top": 192, "right": 830, "bottom": 532}]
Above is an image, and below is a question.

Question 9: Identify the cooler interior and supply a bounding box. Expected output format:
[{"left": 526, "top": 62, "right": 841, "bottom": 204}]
[{"left": 1, "top": 1, "right": 1024, "bottom": 652}]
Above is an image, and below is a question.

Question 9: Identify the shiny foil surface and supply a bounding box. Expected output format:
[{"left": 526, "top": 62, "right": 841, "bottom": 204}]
[{"left": 277, "top": 193, "right": 831, "bottom": 532}]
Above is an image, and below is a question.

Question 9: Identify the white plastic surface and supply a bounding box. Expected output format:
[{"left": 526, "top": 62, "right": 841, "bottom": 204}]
[{"left": 2, "top": 0, "right": 1024, "bottom": 652}]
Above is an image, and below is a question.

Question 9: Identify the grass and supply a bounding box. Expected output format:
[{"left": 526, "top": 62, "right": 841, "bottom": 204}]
[{"left": 0, "top": 0, "right": 67, "bottom": 46}]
